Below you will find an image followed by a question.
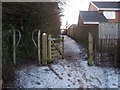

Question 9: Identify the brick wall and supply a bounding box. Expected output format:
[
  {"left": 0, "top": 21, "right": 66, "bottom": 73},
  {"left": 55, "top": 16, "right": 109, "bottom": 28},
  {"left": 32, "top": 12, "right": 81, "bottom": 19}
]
[
  {"left": 109, "top": 11, "right": 120, "bottom": 23},
  {"left": 89, "top": 3, "right": 98, "bottom": 11}
]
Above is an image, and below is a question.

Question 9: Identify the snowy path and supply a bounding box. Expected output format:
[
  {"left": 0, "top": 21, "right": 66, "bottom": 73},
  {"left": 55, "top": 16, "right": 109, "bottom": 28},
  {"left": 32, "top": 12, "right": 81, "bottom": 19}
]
[{"left": 11, "top": 35, "right": 119, "bottom": 88}]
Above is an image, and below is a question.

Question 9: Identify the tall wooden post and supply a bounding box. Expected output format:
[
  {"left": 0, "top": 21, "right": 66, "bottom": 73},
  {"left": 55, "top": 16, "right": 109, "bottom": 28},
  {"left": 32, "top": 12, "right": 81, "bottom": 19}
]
[
  {"left": 117, "top": 40, "right": 120, "bottom": 67},
  {"left": 62, "top": 36, "right": 64, "bottom": 59},
  {"left": 38, "top": 30, "right": 41, "bottom": 65},
  {"left": 13, "top": 28, "right": 16, "bottom": 65},
  {"left": 93, "top": 42, "right": 96, "bottom": 65},
  {"left": 88, "top": 33, "right": 93, "bottom": 66},
  {"left": 48, "top": 35, "right": 52, "bottom": 63},
  {"left": 114, "top": 40, "right": 118, "bottom": 66},
  {"left": 42, "top": 33, "right": 47, "bottom": 65}
]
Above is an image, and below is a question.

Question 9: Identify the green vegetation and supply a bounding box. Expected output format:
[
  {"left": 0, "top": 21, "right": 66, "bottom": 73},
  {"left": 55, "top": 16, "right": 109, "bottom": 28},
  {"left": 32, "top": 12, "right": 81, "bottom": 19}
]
[{"left": 2, "top": 2, "right": 62, "bottom": 65}]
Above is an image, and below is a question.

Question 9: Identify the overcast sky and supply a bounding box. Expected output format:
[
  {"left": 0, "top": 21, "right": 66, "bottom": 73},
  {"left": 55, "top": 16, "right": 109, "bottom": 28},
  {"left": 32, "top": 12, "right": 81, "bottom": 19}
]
[{"left": 61, "top": 0, "right": 120, "bottom": 29}]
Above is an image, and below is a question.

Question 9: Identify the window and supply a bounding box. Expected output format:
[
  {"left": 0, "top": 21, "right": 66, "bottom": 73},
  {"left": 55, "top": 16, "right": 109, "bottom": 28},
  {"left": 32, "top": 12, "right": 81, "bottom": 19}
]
[{"left": 103, "top": 11, "right": 116, "bottom": 19}]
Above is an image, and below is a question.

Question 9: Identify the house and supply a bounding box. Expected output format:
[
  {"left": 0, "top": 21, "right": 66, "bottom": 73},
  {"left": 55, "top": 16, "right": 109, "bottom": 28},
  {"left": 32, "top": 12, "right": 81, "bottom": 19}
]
[
  {"left": 89, "top": 1, "right": 120, "bottom": 22},
  {"left": 67, "top": 1, "right": 120, "bottom": 46},
  {"left": 78, "top": 11, "right": 108, "bottom": 26},
  {"left": 77, "top": 11, "right": 108, "bottom": 44},
  {"left": 66, "top": 1, "right": 120, "bottom": 67},
  {"left": 78, "top": 1, "right": 120, "bottom": 26},
  {"left": 77, "top": 1, "right": 120, "bottom": 45}
]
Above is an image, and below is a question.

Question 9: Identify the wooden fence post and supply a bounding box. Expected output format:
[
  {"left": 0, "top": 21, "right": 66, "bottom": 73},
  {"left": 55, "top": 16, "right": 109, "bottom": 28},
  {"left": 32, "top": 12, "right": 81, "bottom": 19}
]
[
  {"left": 48, "top": 35, "right": 52, "bottom": 63},
  {"left": 13, "top": 27, "right": 16, "bottom": 65},
  {"left": 38, "top": 30, "right": 41, "bottom": 65},
  {"left": 93, "top": 42, "right": 96, "bottom": 65},
  {"left": 114, "top": 39, "right": 118, "bottom": 66},
  {"left": 88, "top": 33, "right": 93, "bottom": 66},
  {"left": 62, "top": 36, "right": 64, "bottom": 59},
  {"left": 42, "top": 33, "right": 47, "bottom": 65}
]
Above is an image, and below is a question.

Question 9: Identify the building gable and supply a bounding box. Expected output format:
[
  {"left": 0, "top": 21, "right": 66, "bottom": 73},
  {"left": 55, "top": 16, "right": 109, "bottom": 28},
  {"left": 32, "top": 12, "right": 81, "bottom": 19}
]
[
  {"left": 92, "top": 1, "right": 120, "bottom": 11},
  {"left": 78, "top": 11, "right": 108, "bottom": 25}
]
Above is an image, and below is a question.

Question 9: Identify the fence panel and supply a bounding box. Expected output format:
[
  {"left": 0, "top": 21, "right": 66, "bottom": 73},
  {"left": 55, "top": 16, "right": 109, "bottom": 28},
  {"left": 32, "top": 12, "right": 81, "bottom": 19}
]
[
  {"left": 95, "top": 39, "right": 119, "bottom": 67},
  {"left": 99, "top": 23, "right": 119, "bottom": 39}
]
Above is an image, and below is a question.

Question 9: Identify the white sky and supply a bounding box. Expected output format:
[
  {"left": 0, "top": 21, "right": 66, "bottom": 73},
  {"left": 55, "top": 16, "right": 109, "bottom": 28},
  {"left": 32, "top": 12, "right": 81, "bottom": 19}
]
[{"left": 60, "top": 0, "right": 120, "bottom": 29}]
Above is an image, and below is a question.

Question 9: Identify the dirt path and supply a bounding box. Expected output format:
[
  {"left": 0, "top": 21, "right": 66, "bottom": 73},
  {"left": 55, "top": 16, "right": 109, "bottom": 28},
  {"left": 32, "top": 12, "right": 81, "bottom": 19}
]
[
  {"left": 3, "top": 35, "right": 119, "bottom": 88},
  {"left": 64, "top": 35, "right": 87, "bottom": 65},
  {"left": 63, "top": 36, "right": 119, "bottom": 88},
  {"left": 64, "top": 35, "right": 82, "bottom": 61}
]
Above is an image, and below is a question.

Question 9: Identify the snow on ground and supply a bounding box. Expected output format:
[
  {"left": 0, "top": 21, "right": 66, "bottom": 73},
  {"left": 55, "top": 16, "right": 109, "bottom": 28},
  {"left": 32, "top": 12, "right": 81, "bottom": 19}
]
[{"left": 14, "top": 35, "right": 119, "bottom": 88}]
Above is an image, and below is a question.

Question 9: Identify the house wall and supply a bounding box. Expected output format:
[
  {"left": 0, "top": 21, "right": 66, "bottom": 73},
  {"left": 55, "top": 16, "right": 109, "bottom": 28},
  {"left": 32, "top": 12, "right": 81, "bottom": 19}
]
[
  {"left": 98, "top": 10, "right": 120, "bottom": 23},
  {"left": 78, "top": 14, "right": 84, "bottom": 27},
  {"left": 104, "top": 11, "right": 120, "bottom": 23},
  {"left": 89, "top": 2, "right": 120, "bottom": 23},
  {"left": 119, "top": 23, "right": 120, "bottom": 39},
  {"left": 89, "top": 3, "right": 98, "bottom": 11},
  {"left": 97, "top": 10, "right": 120, "bottom": 23}
]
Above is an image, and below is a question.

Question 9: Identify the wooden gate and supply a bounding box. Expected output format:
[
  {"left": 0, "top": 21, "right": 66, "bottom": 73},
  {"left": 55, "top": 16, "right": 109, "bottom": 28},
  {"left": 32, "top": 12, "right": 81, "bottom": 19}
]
[
  {"left": 48, "top": 35, "right": 64, "bottom": 63},
  {"left": 33, "top": 31, "right": 64, "bottom": 65}
]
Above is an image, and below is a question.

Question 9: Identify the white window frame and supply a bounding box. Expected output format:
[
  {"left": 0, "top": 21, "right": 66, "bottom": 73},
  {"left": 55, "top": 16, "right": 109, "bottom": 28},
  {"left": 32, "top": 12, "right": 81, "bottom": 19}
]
[{"left": 103, "top": 11, "right": 116, "bottom": 19}]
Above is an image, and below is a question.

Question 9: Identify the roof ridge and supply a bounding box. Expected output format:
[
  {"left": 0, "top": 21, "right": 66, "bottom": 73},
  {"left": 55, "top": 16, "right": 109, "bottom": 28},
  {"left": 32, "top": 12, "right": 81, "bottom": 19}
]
[
  {"left": 80, "top": 11, "right": 98, "bottom": 12},
  {"left": 90, "top": 1, "right": 120, "bottom": 10},
  {"left": 92, "top": 1, "right": 120, "bottom": 2}
]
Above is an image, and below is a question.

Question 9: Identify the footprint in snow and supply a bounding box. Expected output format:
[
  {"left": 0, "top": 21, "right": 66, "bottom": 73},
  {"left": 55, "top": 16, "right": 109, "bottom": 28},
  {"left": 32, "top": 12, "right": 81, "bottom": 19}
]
[
  {"left": 67, "top": 73, "right": 71, "bottom": 77},
  {"left": 35, "top": 81, "right": 41, "bottom": 85}
]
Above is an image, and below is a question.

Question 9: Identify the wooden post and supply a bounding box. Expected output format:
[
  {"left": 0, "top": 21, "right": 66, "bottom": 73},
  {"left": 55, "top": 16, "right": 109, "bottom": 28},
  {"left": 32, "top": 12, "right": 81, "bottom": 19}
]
[
  {"left": 88, "top": 33, "right": 93, "bottom": 66},
  {"left": 93, "top": 42, "right": 96, "bottom": 65},
  {"left": 62, "top": 36, "right": 64, "bottom": 59},
  {"left": 100, "top": 39, "right": 103, "bottom": 65},
  {"left": 42, "top": 33, "right": 47, "bottom": 65},
  {"left": 13, "top": 27, "right": 16, "bottom": 65},
  {"left": 114, "top": 39, "right": 118, "bottom": 66},
  {"left": 38, "top": 30, "right": 41, "bottom": 65},
  {"left": 117, "top": 40, "right": 120, "bottom": 67},
  {"left": 48, "top": 35, "right": 52, "bottom": 63}
]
